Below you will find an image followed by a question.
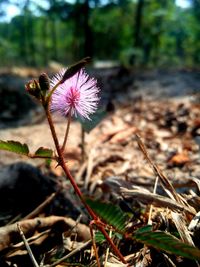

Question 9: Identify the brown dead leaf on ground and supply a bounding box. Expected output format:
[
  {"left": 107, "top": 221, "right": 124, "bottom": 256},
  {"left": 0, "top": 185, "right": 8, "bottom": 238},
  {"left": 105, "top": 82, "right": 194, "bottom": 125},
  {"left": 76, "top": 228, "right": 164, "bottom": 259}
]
[
  {"left": 109, "top": 126, "right": 138, "bottom": 144},
  {"left": 168, "top": 150, "right": 190, "bottom": 167},
  {"left": 0, "top": 216, "right": 90, "bottom": 257}
]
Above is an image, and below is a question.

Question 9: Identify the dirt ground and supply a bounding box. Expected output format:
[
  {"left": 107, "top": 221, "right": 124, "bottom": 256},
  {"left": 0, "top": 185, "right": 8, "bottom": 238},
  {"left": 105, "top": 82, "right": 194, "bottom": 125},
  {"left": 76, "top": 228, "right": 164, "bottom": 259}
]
[{"left": 0, "top": 67, "right": 200, "bottom": 266}]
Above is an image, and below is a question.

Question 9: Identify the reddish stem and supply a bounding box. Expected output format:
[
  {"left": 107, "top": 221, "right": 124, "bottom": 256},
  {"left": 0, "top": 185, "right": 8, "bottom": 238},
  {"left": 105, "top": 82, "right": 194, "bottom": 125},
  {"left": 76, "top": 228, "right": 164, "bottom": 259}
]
[
  {"left": 44, "top": 101, "right": 126, "bottom": 264},
  {"left": 44, "top": 106, "right": 97, "bottom": 220},
  {"left": 96, "top": 223, "right": 127, "bottom": 264},
  {"left": 61, "top": 109, "right": 72, "bottom": 152}
]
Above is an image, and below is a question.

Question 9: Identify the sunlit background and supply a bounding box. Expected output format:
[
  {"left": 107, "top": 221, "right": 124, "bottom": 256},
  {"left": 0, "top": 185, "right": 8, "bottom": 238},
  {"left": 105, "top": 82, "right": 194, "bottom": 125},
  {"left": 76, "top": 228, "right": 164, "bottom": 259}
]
[
  {"left": 0, "top": 0, "right": 199, "bottom": 67},
  {"left": 1, "top": 1, "right": 193, "bottom": 21}
]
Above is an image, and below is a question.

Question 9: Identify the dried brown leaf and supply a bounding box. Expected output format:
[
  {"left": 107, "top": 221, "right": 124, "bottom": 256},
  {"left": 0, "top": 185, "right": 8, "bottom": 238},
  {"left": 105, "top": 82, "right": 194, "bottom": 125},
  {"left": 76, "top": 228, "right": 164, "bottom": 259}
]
[
  {"left": 0, "top": 216, "right": 90, "bottom": 253},
  {"left": 171, "top": 212, "right": 195, "bottom": 245},
  {"left": 110, "top": 126, "right": 138, "bottom": 144},
  {"left": 136, "top": 134, "right": 187, "bottom": 206},
  {"left": 168, "top": 151, "right": 190, "bottom": 167},
  {"left": 121, "top": 187, "right": 195, "bottom": 216}
]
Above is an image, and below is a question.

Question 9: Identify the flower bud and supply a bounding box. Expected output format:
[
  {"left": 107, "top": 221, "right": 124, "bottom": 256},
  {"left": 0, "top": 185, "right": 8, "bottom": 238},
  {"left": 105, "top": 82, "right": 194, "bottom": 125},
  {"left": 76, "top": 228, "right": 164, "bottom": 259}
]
[
  {"left": 39, "top": 73, "right": 50, "bottom": 92},
  {"left": 25, "top": 79, "right": 41, "bottom": 99},
  {"left": 60, "top": 57, "right": 91, "bottom": 84}
]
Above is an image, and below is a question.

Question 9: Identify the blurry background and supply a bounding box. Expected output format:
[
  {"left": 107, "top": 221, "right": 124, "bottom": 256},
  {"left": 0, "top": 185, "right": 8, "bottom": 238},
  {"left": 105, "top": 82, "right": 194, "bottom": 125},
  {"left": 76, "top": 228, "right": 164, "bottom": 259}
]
[
  {"left": 1, "top": 3, "right": 200, "bottom": 266},
  {"left": 0, "top": 0, "right": 199, "bottom": 68},
  {"left": 0, "top": 0, "right": 200, "bottom": 243}
]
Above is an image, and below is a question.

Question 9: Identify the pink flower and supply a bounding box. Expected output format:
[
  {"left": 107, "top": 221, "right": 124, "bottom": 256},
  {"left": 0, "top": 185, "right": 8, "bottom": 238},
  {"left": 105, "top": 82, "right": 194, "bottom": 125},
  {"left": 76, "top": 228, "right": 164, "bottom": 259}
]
[{"left": 50, "top": 68, "right": 100, "bottom": 120}]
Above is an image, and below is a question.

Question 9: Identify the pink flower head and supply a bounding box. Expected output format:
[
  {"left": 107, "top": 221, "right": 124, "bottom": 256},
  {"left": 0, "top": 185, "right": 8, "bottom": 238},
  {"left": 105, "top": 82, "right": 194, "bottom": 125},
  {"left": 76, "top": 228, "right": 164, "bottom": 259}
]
[{"left": 50, "top": 68, "right": 100, "bottom": 120}]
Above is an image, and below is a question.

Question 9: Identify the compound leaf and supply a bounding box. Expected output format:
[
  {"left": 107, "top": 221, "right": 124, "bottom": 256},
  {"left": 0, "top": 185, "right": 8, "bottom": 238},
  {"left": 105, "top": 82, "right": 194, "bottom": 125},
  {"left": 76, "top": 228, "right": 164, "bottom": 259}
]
[
  {"left": 34, "top": 147, "right": 53, "bottom": 158},
  {"left": 135, "top": 227, "right": 200, "bottom": 261},
  {"left": 0, "top": 140, "right": 29, "bottom": 156},
  {"left": 86, "top": 199, "right": 127, "bottom": 233}
]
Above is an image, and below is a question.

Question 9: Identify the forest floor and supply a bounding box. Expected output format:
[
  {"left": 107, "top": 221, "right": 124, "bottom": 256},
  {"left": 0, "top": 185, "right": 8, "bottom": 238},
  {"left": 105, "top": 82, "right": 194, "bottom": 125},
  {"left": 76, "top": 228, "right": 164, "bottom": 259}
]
[{"left": 0, "top": 67, "right": 200, "bottom": 266}]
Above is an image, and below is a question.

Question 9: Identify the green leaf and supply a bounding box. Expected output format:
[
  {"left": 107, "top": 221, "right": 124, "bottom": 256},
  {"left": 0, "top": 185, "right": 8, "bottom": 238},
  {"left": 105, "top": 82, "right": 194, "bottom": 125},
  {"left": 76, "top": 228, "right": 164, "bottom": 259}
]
[
  {"left": 95, "top": 231, "right": 106, "bottom": 244},
  {"left": 135, "top": 227, "right": 200, "bottom": 261},
  {"left": 34, "top": 147, "right": 53, "bottom": 166},
  {"left": 95, "top": 230, "right": 123, "bottom": 244},
  {"left": 34, "top": 147, "right": 53, "bottom": 158},
  {"left": 86, "top": 199, "right": 127, "bottom": 233},
  {"left": 136, "top": 225, "right": 153, "bottom": 234},
  {"left": 0, "top": 140, "right": 29, "bottom": 156},
  {"left": 78, "top": 108, "right": 107, "bottom": 133}
]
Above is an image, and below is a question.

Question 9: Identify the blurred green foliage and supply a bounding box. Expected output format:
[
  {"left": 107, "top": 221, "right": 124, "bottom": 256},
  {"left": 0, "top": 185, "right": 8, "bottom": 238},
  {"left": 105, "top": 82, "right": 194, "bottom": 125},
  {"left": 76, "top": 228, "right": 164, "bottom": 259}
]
[{"left": 0, "top": 0, "right": 199, "bottom": 68}]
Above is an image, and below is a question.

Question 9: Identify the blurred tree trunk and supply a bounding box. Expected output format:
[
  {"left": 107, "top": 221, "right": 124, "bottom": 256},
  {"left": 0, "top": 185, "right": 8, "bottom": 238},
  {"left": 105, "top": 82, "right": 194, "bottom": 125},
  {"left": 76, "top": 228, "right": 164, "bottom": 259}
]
[
  {"left": 83, "top": 0, "right": 93, "bottom": 57},
  {"left": 151, "top": 17, "right": 162, "bottom": 65},
  {"left": 42, "top": 17, "right": 49, "bottom": 65},
  {"left": 192, "top": 0, "right": 200, "bottom": 19},
  {"left": 23, "top": 0, "right": 36, "bottom": 66},
  {"left": 151, "top": 0, "right": 168, "bottom": 64},
  {"left": 19, "top": 14, "right": 29, "bottom": 65},
  {"left": 134, "top": 0, "right": 144, "bottom": 48},
  {"left": 192, "top": 0, "right": 200, "bottom": 63},
  {"left": 130, "top": 0, "right": 144, "bottom": 65},
  {"left": 28, "top": 16, "right": 36, "bottom": 65},
  {"left": 73, "top": 0, "right": 82, "bottom": 59},
  {"left": 51, "top": 18, "right": 58, "bottom": 60},
  {"left": 175, "top": 27, "right": 185, "bottom": 61},
  {"left": 73, "top": 0, "right": 93, "bottom": 59},
  {"left": 49, "top": 0, "right": 58, "bottom": 61}
]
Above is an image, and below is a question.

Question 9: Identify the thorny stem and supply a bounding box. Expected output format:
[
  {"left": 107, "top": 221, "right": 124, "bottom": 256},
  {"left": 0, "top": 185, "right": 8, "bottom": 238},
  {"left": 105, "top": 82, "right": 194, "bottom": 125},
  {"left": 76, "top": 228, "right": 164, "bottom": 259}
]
[
  {"left": 96, "top": 223, "right": 126, "bottom": 264},
  {"left": 61, "top": 109, "right": 72, "bottom": 152},
  {"left": 44, "top": 104, "right": 97, "bottom": 220},
  {"left": 43, "top": 90, "right": 127, "bottom": 265}
]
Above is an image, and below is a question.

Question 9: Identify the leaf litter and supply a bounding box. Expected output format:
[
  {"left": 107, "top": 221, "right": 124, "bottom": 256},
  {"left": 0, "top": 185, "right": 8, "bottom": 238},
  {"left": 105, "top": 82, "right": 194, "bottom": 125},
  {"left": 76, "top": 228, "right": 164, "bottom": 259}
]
[{"left": 0, "top": 69, "right": 200, "bottom": 266}]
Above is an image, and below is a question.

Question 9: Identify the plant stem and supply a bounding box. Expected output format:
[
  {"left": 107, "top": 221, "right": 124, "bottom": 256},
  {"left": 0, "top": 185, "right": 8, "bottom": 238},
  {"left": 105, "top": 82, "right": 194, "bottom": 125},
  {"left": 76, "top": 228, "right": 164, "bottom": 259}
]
[
  {"left": 104, "top": 229, "right": 112, "bottom": 267},
  {"left": 81, "top": 125, "right": 86, "bottom": 162},
  {"left": 43, "top": 100, "right": 126, "bottom": 265},
  {"left": 44, "top": 105, "right": 97, "bottom": 220},
  {"left": 89, "top": 223, "right": 101, "bottom": 267},
  {"left": 96, "top": 224, "right": 126, "bottom": 264},
  {"left": 61, "top": 110, "right": 72, "bottom": 152}
]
